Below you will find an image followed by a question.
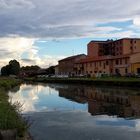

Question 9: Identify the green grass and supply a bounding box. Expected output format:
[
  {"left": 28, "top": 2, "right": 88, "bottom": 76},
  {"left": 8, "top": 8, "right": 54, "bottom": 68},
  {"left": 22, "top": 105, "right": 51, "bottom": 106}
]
[
  {"left": 0, "top": 77, "right": 27, "bottom": 137},
  {"left": 0, "top": 77, "right": 21, "bottom": 90}
]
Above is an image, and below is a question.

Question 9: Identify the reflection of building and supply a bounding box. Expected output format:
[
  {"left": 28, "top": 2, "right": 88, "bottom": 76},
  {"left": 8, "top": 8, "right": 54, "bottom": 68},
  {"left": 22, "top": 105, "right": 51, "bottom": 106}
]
[
  {"left": 58, "top": 54, "right": 86, "bottom": 76},
  {"left": 59, "top": 88, "right": 87, "bottom": 104},
  {"left": 58, "top": 85, "right": 140, "bottom": 118},
  {"left": 75, "top": 38, "right": 140, "bottom": 76}
]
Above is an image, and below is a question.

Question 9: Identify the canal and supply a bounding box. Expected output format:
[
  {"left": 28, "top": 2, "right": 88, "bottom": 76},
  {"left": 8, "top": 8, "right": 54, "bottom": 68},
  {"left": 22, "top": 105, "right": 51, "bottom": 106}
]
[{"left": 9, "top": 83, "right": 140, "bottom": 140}]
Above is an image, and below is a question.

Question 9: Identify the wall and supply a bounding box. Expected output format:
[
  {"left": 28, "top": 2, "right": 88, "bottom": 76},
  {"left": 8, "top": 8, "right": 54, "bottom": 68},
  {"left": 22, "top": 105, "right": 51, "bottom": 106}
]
[{"left": 87, "top": 42, "right": 99, "bottom": 57}]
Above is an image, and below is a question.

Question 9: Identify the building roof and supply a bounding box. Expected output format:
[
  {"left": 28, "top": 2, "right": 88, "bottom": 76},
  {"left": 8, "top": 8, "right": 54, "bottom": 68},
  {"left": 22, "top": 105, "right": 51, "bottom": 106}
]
[
  {"left": 76, "top": 54, "right": 130, "bottom": 64},
  {"left": 59, "top": 54, "right": 86, "bottom": 62},
  {"left": 90, "top": 40, "right": 108, "bottom": 43},
  {"left": 89, "top": 38, "right": 140, "bottom": 44}
]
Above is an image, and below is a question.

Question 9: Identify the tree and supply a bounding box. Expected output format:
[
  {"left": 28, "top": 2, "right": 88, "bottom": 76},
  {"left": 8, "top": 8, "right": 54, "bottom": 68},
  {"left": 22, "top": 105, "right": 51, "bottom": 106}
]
[
  {"left": 46, "top": 66, "right": 55, "bottom": 75},
  {"left": 9, "top": 60, "right": 20, "bottom": 75},
  {"left": 20, "top": 65, "right": 40, "bottom": 71},
  {"left": 1, "top": 60, "right": 20, "bottom": 76},
  {"left": 1, "top": 65, "right": 9, "bottom": 76}
]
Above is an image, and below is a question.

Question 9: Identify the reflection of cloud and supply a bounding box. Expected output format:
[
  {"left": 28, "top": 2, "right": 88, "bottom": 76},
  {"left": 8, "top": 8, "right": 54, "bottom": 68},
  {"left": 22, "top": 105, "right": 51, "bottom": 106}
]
[
  {"left": 9, "top": 84, "right": 47, "bottom": 112},
  {"left": 135, "top": 119, "right": 140, "bottom": 131}
]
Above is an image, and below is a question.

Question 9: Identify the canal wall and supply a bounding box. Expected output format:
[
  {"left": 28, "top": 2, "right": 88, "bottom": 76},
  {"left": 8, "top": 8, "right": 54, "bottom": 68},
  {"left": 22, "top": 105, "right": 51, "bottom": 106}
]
[{"left": 24, "top": 77, "right": 140, "bottom": 88}]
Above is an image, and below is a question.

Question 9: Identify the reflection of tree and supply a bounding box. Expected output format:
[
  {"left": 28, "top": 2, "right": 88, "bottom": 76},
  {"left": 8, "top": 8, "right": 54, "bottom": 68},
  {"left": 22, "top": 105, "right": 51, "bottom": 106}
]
[
  {"left": 10, "top": 85, "right": 20, "bottom": 93},
  {"left": 56, "top": 84, "right": 140, "bottom": 119}
]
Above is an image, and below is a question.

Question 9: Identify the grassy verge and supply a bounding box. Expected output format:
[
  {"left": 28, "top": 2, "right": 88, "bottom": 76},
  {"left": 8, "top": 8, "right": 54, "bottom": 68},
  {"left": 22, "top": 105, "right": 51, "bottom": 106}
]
[
  {"left": 25, "top": 76, "right": 140, "bottom": 87},
  {"left": 0, "top": 77, "right": 21, "bottom": 90},
  {"left": 0, "top": 77, "right": 28, "bottom": 138}
]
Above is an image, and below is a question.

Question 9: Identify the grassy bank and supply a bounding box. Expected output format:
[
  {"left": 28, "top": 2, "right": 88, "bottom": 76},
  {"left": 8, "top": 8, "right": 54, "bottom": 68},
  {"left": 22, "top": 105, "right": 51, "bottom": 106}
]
[
  {"left": 25, "top": 77, "right": 140, "bottom": 87},
  {"left": 0, "top": 77, "right": 29, "bottom": 139},
  {"left": 0, "top": 77, "right": 21, "bottom": 90}
]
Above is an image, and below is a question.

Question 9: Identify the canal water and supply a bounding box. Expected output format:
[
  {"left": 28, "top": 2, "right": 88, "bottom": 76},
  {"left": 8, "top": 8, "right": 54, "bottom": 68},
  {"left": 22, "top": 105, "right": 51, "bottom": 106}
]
[{"left": 9, "top": 83, "right": 140, "bottom": 140}]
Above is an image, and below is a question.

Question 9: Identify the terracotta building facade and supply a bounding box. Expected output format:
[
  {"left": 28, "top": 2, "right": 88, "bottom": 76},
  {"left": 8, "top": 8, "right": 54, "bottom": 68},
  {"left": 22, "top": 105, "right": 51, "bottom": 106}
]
[
  {"left": 75, "top": 38, "right": 140, "bottom": 77},
  {"left": 58, "top": 54, "right": 86, "bottom": 76}
]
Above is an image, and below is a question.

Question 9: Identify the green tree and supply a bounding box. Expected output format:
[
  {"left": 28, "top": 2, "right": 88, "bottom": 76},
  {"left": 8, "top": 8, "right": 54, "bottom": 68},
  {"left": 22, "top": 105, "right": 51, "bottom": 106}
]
[
  {"left": 9, "top": 60, "right": 20, "bottom": 75},
  {"left": 46, "top": 66, "right": 55, "bottom": 75},
  {"left": 1, "top": 65, "right": 9, "bottom": 76},
  {"left": 1, "top": 60, "right": 20, "bottom": 76},
  {"left": 20, "top": 65, "right": 40, "bottom": 71}
]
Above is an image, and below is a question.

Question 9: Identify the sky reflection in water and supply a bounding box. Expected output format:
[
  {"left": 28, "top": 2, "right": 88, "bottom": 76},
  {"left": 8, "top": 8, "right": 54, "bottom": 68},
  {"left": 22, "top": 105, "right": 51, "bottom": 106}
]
[{"left": 8, "top": 83, "right": 140, "bottom": 140}]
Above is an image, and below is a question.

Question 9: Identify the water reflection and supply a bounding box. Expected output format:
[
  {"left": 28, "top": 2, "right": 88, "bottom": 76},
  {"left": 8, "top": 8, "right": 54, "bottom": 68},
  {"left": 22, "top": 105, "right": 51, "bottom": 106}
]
[
  {"left": 9, "top": 84, "right": 87, "bottom": 112},
  {"left": 9, "top": 83, "right": 140, "bottom": 139},
  {"left": 9, "top": 83, "right": 140, "bottom": 119},
  {"left": 56, "top": 85, "right": 140, "bottom": 119}
]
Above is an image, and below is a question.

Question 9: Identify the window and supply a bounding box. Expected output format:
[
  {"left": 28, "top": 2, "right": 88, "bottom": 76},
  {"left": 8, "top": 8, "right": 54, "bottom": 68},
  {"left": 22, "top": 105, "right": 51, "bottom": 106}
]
[
  {"left": 104, "top": 63, "right": 106, "bottom": 69},
  {"left": 125, "top": 58, "right": 128, "bottom": 64},
  {"left": 116, "top": 59, "right": 119, "bottom": 65},
  {"left": 106, "top": 60, "right": 109, "bottom": 65},
  {"left": 125, "top": 68, "right": 128, "bottom": 74},
  {"left": 130, "top": 46, "right": 133, "bottom": 50},
  {"left": 120, "top": 59, "right": 122, "bottom": 65},
  {"left": 99, "top": 61, "right": 102, "bottom": 66},
  {"left": 95, "top": 62, "right": 96, "bottom": 67}
]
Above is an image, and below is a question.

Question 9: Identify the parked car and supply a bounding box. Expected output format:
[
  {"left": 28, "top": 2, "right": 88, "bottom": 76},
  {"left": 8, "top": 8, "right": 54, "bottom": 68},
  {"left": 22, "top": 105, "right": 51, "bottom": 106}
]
[{"left": 135, "top": 73, "right": 140, "bottom": 78}]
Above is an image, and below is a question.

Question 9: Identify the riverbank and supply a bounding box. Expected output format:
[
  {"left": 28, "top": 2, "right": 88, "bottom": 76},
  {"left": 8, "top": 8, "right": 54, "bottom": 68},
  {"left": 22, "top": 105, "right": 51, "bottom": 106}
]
[
  {"left": 0, "top": 77, "right": 31, "bottom": 140},
  {"left": 25, "top": 77, "right": 140, "bottom": 88},
  {"left": 0, "top": 77, "right": 21, "bottom": 90}
]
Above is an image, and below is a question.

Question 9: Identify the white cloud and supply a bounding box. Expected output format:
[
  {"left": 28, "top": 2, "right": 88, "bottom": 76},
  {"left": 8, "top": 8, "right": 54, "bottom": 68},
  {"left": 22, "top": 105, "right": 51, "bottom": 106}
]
[
  {"left": 43, "top": 55, "right": 66, "bottom": 67},
  {"left": 0, "top": 0, "right": 35, "bottom": 10},
  {"left": 0, "top": 0, "right": 140, "bottom": 68},
  {"left": 133, "top": 16, "right": 140, "bottom": 26},
  {"left": 0, "top": 0, "right": 139, "bottom": 38},
  {"left": 0, "top": 37, "right": 39, "bottom": 67},
  {"left": 0, "top": 37, "right": 66, "bottom": 68}
]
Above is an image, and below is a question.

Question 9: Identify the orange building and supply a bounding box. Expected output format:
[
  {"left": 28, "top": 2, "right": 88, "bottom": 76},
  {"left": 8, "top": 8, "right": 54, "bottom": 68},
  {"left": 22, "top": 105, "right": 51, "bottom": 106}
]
[
  {"left": 76, "top": 38, "right": 140, "bottom": 77},
  {"left": 58, "top": 54, "right": 86, "bottom": 76}
]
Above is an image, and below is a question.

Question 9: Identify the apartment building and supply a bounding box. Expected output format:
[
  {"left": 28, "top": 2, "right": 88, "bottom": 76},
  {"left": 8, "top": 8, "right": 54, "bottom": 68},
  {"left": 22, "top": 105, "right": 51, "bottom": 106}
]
[
  {"left": 58, "top": 54, "right": 86, "bottom": 76},
  {"left": 75, "top": 38, "right": 140, "bottom": 77}
]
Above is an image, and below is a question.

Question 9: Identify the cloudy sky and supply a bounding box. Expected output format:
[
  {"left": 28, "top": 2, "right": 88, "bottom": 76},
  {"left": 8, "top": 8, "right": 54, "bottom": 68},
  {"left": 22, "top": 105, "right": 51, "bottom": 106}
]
[{"left": 0, "top": 0, "right": 140, "bottom": 68}]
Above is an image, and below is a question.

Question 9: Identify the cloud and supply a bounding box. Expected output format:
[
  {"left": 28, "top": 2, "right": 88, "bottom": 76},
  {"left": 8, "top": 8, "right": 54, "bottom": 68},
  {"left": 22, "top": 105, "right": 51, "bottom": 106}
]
[
  {"left": 0, "top": 0, "right": 139, "bottom": 38},
  {"left": 0, "top": 36, "right": 66, "bottom": 68},
  {"left": 0, "top": 0, "right": 140, "bottom": 68},
  {"left": 133, "top": 16, "right": 140, "bottom": 26},
  {"left": 0, "top": 0, "right": 35, "bottom": 10},
  {"left": 9, "top": 84, "right": 58, "bottom": 112},
  {"left": 9, "top": 84, "right": 45, "bottom": 112},
  {"left": 0, "top": 37, "right": 37, "bottom": 67}
]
